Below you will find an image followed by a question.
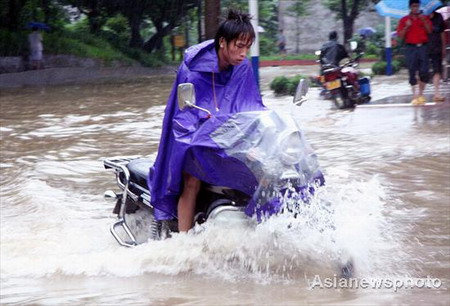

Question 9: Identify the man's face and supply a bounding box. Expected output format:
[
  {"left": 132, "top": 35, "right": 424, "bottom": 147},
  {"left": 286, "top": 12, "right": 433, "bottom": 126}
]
[
  {"left": 222, "top": 35, "right": 252, "bottom": 66},
  {"left": 410, "top": 3, "right": 421, "bottom": 14}
]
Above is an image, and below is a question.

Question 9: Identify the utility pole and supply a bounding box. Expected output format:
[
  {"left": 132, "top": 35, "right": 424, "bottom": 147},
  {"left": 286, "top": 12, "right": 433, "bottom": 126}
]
[
  {"left": 249, "top": 0, "right": 259, "bottom": 90},
  {"left": 385, "top": 16, "right": 392, "bottom": 75}
]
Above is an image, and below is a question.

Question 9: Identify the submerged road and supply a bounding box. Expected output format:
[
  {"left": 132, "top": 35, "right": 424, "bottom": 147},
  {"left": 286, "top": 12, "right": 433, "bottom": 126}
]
[{"left": 1, "top": 65, "right": 449, "bottom": 304}]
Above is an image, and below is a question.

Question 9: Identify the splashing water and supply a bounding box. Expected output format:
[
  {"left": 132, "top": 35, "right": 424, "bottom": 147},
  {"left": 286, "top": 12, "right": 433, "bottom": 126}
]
[{"left": 1, "top": 168, "right": 402, "bottom": 284}]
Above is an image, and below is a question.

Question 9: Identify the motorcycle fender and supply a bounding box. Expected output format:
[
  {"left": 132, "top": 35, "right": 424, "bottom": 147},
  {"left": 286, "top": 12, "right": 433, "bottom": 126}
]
[{"left": 330, "top": 88, "right": 341, "bottom": 96}]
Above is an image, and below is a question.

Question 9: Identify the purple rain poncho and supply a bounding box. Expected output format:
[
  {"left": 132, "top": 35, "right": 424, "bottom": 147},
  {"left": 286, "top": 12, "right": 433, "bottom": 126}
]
[{"left": 148, "top": 40, "right": 265, "bottom": 220}]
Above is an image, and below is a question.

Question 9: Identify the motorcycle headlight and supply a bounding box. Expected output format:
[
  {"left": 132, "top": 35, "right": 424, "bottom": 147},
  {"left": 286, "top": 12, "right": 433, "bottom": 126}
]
[{"left": 279, "top": 131, "right": 304, "bottom": 165}]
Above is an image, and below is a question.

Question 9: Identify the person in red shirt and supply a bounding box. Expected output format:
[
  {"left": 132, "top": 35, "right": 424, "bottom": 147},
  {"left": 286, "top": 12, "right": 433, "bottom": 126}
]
[{"left": 397, "top": 0, "right": 432, "bottom": 105}]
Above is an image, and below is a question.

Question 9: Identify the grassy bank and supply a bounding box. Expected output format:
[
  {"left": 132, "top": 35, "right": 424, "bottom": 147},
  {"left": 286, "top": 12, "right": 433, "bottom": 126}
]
[
  {"left": 0, "top": 29, "right": 166, "bottom": 67},
  {"left": 260, "top": 53, "right": 378, "bottom": 62},
  {"left": 261, "top": 54, "right": 317, "bottom": 61}
]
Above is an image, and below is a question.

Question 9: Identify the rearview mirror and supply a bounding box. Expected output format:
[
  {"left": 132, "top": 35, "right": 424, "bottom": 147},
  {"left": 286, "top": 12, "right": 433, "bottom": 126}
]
[
  {"left": 350, "top": 41, "right": 358, "bottom": 51},
  {"left": 293, "top": 79, "right": 309, "bottom": 106},
  {"left": 177, "top": 82, "right": 212, "bottom": 116},
  {"left": 177, "top": 83, "right": 196, "bottom": 110}
]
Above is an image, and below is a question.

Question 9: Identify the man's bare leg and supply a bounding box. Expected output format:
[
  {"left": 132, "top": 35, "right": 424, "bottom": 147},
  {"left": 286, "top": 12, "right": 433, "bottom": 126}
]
[
  {"left": 177, "top": 173, "right": 201, "bottom": 232},
  {"left": 412, "top": 84, "right": 418, "bottom": 99},
  {"left": 418, "top": 81, "right": 426, "bottom": 97},
  {"left": 433, "top": 73, "right": 443, "bottom": 99}
]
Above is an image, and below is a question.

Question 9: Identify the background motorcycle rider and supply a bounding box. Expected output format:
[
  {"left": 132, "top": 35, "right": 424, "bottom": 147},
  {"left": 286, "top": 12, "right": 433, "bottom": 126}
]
[
  {"left": 319, "top": 31, "right": 349, "bottom": 67},
  {"left": 147, "top": 10, "right": 265, "bottom": 232}
]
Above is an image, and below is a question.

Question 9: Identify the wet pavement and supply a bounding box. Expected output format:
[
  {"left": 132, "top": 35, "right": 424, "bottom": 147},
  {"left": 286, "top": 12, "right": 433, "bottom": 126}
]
[{"left": 260, "top": 63, "right": 449, "bottom": 107}]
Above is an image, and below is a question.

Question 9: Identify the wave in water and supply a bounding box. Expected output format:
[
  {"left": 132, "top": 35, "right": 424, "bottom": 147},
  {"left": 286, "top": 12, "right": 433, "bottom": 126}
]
[{"left": 1, "top": 169, "right": 406, "bottom": 283}]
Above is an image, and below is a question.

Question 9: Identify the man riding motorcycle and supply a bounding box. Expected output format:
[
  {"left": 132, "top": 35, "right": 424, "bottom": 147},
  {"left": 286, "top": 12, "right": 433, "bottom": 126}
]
[
  {"left": 319, "top": 31, "right": 349, "bottom": 68},
  {"left": 148, "top": 10, "right": 265, "bottom": 232}
]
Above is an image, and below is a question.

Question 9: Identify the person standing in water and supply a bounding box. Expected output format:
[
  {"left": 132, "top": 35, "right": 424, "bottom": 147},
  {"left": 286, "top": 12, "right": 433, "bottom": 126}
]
[
  {"left": 397, "top": 0, "right": 432, "bottom": 105},
  {"left": 28, "top": 26, "right": 44, "bottom": 69}
]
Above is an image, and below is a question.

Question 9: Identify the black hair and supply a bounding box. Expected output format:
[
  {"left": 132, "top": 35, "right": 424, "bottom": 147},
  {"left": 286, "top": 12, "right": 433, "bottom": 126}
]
[
  {"left": 214, "top": 9, "right": 255, "bottom": 52},
  {"left": 409, "top": 0, "right": 420, "bottom": 6},
  {"left": 329, "top": 31, "right": 338, "bottom": 40}
]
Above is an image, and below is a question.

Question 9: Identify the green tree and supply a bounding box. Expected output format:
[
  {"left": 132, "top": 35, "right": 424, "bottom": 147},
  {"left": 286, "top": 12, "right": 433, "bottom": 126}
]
[
  {"left": 287, "top": 0, "right": 310, "bottom": 54},
  {"left": 324, "top": 0, "right": 370, "bottom": 44},
  {"left": 67, "top": 0, "right": 197, "bottom": 51},
  {"left": 220, "top": 0, "right": 279, "bottom": 56},
  {"left": 0, "top": 0, "right": 27, "bottom": 31},
  {"left": 65, "top": 0, "right": 106, "bottom": 33},
  {"left": 1, "top": 0, "right": 68, "bottom": 31},
  {"left": 100, "top": 0, "right": 150, "bottom": 48},
  {"left": 67, "top": 0, "right": 146, "bottom": 45},
  {"left": 142, "top": 0, "right": 197, "bottom": 53},
  {"left": 258, "top": 0, "right": 278, "bottom": 55}
]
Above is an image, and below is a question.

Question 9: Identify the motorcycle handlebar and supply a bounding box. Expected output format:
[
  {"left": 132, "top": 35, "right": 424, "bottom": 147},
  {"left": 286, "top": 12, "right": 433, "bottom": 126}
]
[
  {"left": 340, "top": 52, "right": 363, "bottom": 68},
  {"left": 319, "top": 52, "right": 364, "bottom": 70}
]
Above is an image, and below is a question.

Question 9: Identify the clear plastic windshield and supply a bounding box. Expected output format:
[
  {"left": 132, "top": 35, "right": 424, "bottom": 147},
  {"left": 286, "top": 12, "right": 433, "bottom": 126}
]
[{"left": 211, "top": 110, "right": 321, "bottom": 192}]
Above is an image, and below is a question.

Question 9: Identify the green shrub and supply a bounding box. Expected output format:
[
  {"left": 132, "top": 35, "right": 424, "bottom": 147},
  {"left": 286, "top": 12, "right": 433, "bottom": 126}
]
[
  {"left": 371, "top": 59, "right": 402, "bottom": 75},
  {"left": 0, "top": 30, "right": 28, "bottom": 56},
  {"left": 259, "top": 35, "right": 278, "bottom": 56},
  {"left": 66, "top": 16, "right": 90, "bottom": 33},
  {"left": 270, "top": 76, "right": 290, "bottom": 95},
  {"left": 121, "top": 47, "right": 166, "bottom": 67},
  {"left": 371, "top": 61, "right": 386, "bottom": 75},
  {"left": 363, "top": 54, "right": 378, "bottom": 60},
  {"left": 286, "top": 75, "right": 301, "bottom": 95},
  {"left": 392, "top": 59, "right": 402, "bottom": 73},
  {"left": 1, "top": 25, "right": 169, "bottom": 67},
  {"left": 365, "top": 42, "right": 380, "bottom": 57},
  {"left": 260, "top": 54, "right": 317, "bottom": 61},
  {"left": 43, "top": 31, "right": 129, "bottom": 63},
  {"left": 104, "top": 14, "right": 129, "bottom": 35},
  {"left": 270, "top": 74, "right": 318, "bottom": 96}
]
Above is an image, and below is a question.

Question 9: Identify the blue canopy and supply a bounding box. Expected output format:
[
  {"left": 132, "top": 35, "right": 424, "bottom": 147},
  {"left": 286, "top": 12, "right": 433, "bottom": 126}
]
[
  {"left": 375, "top": 0, "right": 443, "bottom": 18},
  {"left": 26, "top": 22, "right": 51, "bottom": 31}
]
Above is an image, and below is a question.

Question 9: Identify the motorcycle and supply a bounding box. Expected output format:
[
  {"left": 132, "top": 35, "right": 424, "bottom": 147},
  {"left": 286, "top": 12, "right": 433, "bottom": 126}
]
[
  {"left": 103, "top": 80, "right": 353, "bottom": 277},
  {"left": 315, "top": 42, "right": 371, "bottom": 109}
]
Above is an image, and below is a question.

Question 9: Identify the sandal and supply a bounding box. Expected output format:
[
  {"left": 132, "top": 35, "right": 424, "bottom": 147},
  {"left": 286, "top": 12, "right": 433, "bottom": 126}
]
[
  {"left": 433, "top": 96, "right": 445, "bottom": 102},
  {"left": 411, "top": 98, "right": 424, "bottom": 105},
  {"left": 418, "top": 96, "right": 427, "bottom": 103}
]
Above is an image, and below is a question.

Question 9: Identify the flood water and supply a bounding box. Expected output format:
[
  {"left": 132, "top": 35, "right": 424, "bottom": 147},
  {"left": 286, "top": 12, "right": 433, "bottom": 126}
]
[{"left": 1, "top": 70, "right": 449, "bottom": 305}]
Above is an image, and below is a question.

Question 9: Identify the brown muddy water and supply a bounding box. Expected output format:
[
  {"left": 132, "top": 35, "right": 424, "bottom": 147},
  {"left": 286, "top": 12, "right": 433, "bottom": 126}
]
[{"left": 1, "top": 71, "right": 449, "bottom": 305}]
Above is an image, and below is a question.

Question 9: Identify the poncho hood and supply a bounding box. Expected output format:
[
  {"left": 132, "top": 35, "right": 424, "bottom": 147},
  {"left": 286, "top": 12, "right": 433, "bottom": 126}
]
[{"left": 184, "top": 40, "right": 221, "bottom": 73}]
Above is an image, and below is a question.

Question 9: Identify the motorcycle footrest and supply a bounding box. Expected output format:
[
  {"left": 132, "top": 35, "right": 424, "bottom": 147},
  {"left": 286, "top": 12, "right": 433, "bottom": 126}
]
[{"left": 110, "top": 219, "right": 137, "bottom": 247}]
